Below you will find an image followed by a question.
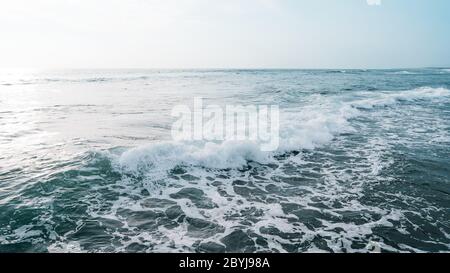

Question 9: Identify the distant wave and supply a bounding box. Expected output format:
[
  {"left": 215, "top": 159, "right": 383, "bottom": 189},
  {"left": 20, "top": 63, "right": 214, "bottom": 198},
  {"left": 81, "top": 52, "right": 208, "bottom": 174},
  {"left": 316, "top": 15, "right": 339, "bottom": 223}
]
[
  {"left": 388, "top": 68, "right": 450, "bottom": 75},
  {"left": 390, "top": 71, "right": 419, "bottom": 75},
  {"left": 0, "top": 76, "right": 150, "bottom": 86},
  {"left": 325, "top": 70, "right": 348, "bottom": 74},
  {"left": 350, "top": 86, "right": 449, "bottom": 109}
]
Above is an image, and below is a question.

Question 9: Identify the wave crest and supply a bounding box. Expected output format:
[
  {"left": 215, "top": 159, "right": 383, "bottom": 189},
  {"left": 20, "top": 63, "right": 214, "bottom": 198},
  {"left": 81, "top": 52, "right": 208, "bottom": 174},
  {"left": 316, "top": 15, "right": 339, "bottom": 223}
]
[
  {"left": 117, "top": 87, "right": 450, "bottom": 175},
  {"left": 118, "top": 140, "right": 271, "bottom": 175}
]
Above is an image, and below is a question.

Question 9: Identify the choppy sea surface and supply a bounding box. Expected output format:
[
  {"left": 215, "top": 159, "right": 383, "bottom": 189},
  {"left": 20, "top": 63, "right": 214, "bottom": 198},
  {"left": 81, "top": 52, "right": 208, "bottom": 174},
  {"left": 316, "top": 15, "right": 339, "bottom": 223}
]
[{"left": 0, "top": 68, "right": 449, "bottom": 253}]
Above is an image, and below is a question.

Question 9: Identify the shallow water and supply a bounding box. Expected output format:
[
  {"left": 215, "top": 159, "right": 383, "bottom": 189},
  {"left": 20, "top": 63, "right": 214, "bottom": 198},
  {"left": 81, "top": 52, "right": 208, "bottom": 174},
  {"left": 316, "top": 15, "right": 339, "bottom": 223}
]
[{"left": 0, "top": 68, "right": 449, "bottom": 252}]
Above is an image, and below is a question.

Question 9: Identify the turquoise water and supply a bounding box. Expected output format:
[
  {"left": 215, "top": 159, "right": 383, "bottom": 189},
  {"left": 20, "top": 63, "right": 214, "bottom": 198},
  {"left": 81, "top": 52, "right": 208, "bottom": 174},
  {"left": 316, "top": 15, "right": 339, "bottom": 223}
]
[{"left": 0, "top": 68, "right": 449, "bottom": 252}]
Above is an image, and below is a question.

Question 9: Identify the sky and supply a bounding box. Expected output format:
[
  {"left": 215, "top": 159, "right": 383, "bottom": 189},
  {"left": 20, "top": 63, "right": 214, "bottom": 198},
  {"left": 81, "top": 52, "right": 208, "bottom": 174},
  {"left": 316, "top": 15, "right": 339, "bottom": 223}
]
[{"left": 0, "top": 0, "right": 449, "bottom": 69}]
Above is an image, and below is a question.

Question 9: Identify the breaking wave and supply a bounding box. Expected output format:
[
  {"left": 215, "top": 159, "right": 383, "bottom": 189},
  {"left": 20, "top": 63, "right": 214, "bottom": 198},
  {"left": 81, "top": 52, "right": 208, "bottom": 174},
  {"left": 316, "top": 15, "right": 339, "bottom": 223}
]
[{"left": 116, "top": 87, "right": 450, "bottom": 177}]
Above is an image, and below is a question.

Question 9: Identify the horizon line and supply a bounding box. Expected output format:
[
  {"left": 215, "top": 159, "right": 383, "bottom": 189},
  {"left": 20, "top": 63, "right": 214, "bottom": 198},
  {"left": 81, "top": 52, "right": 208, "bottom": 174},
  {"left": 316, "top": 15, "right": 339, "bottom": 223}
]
[{"left": 1, "top": 66, "right": 449, "bottom": 72}]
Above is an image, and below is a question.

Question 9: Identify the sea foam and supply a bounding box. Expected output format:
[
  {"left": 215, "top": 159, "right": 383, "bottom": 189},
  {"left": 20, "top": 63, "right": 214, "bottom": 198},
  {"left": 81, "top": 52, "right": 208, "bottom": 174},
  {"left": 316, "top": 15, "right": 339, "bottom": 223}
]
[{"left": 117, "top": 87, "right": 450, "bottom": 175}]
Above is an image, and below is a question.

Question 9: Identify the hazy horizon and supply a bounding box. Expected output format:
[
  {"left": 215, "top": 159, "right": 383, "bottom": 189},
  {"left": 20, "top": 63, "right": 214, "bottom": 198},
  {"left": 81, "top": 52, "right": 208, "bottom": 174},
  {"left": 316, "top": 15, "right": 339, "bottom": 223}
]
[{"left": 53, "top": 66, "right": 450, "bottom": 69}]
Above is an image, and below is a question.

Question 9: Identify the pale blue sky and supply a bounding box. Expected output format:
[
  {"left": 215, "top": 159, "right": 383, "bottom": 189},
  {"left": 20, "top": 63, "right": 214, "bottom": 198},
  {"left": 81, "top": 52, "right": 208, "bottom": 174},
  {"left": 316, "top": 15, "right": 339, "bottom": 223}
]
[{"left": 0, "top": 0, "right": 449, "bottom": 69}]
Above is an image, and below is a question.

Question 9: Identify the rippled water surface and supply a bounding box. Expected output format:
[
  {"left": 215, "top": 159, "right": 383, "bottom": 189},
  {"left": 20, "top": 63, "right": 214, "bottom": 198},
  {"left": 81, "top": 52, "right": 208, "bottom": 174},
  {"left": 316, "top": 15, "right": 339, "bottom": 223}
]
[{"left": 0, "top": 68, "right": 449, "bottom": 252}]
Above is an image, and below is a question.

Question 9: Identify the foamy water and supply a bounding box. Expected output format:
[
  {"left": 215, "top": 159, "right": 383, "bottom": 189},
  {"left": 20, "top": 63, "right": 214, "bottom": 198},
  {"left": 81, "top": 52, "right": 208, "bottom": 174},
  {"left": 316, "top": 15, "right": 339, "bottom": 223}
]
[{"left": 0, "top": 69, "right": 449, "bottom": 253}]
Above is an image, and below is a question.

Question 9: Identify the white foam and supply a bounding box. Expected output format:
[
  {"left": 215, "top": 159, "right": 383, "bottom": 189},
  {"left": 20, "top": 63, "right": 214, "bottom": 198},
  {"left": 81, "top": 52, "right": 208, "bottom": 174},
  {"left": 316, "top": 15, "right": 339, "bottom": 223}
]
[
  {"left": 72, "top": 86, "right": 450, "bottom": 253},
  {"left": 117, "top": 87, "right": 450, "bottom": 175},
  {"left": 118, "top": 140, "right": 272, "bottom": 175},
  {"left": 351, "top": 87, "right": 449, "bottom": 109},
  {"left": 279, "top": 103, "right": 359, "bottom": 151},
  {"left": 47, "top": 241, "right": 82, "bottom": 253},
  {"left": 391, "top": 71, "right": 418, "bottom": 75}
]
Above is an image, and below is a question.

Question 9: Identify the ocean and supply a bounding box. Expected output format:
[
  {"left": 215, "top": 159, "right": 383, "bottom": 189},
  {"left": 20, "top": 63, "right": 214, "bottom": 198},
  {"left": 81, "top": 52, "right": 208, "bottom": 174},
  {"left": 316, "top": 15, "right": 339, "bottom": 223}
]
[{"left": 0, "top": 68, "right": 449, "bottom": 253}]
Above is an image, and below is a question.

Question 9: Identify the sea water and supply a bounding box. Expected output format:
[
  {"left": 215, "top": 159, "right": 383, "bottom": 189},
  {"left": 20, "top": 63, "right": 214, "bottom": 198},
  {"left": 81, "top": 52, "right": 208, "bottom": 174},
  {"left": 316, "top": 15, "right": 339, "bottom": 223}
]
[{"left": 0, "top": 68, "right": 449, "bottom": 252}]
